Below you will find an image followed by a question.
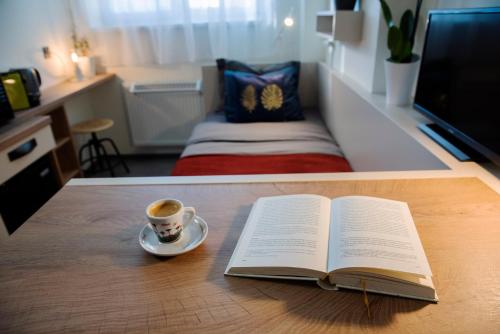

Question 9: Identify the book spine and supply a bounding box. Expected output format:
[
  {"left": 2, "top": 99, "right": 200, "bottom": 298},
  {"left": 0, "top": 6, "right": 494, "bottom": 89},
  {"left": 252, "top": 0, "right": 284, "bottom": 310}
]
[
  {"left": 316, "top": 278, "right": 338, "bottom": 291},
  {"left": 335, "top": 284, "right": 439, "bottom": 303}
]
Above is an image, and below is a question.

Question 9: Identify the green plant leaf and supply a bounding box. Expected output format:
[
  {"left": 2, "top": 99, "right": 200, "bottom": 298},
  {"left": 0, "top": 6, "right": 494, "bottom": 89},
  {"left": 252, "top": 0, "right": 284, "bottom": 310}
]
[
  {"left": 401, "top": 40, "right": 413, "bottom": 62},
  {"left": 410, "top": 0, "right": 424, "bottom": 48},
  {"left": 400, "top": 10, "right": 414, "bottom": 41},
  {"left": 388, "top": 26, "right": 403, "bottom": 60},
  {"left": 379, "top": 0, "right": 394, "bottom": 27}
]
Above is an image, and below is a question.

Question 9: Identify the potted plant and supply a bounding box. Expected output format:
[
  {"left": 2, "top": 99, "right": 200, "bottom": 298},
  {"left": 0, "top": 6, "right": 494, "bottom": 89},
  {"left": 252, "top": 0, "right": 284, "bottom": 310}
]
[
  {"left": 334, "top": 0, "right": 357, "bottom": 11},
  {"left": 380, "top": 0, "right": 423, "bottom": 105}
]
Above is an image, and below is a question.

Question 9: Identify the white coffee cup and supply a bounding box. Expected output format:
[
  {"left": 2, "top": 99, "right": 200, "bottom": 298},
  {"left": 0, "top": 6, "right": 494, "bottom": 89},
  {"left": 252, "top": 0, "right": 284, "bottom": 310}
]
[{"left": 146, "top": 199, "right": 196, "bottom": 243}]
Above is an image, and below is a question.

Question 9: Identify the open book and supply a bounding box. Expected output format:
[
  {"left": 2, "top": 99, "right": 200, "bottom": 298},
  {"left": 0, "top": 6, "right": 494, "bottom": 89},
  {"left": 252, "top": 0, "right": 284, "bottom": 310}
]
[{"left": 225, "top": 195, "right": 438, "bottom": 302}]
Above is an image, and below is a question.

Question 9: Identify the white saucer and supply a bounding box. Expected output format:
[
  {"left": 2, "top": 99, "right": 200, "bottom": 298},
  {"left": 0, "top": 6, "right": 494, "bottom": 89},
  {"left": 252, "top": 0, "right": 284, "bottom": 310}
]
[{"left": 139, "top": 216, "right": 208, "bottom": 256}]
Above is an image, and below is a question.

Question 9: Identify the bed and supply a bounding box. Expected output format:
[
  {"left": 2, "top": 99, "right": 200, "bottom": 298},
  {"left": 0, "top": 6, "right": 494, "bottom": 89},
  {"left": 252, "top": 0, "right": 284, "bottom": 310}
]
[
  {"left": 171, "top": 62, "right": 352, "bottom": 176},
  {"left": 172, "top": 112, "right": 351, "bottom": 175}
]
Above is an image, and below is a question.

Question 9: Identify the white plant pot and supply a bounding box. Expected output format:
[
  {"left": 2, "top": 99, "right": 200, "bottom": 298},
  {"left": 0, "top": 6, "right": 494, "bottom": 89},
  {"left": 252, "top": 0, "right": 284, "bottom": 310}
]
[
  {"left": 78, "top": 56, "right": 96, "bottom": 79},
  {"left": 384, "top": 57, "right": 420, "bottom": 106}
]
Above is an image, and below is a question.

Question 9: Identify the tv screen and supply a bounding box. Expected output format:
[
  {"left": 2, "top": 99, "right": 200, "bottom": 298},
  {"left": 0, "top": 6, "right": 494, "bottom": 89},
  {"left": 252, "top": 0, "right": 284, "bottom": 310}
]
[{"left": 414, "top": 8, "right": 500, "bottom": 166}]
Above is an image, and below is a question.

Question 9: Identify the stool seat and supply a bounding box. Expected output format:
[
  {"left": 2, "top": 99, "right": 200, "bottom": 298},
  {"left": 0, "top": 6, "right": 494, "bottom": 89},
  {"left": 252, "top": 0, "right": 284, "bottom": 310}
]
[{"left": 72, "top": 118, "right": 114, "bottom": 134}]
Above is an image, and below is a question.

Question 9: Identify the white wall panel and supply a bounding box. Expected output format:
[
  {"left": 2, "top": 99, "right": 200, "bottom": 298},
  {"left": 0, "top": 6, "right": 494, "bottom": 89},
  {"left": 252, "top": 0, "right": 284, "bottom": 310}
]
[{"left": 318, "top": 63, "right": 447, "bottom": 172}]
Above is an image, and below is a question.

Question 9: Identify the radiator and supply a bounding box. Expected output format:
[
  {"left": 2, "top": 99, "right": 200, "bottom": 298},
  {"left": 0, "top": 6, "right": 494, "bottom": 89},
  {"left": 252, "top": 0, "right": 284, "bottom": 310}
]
[{"left": 124, "top": 80, "right": 204, "bottom": 147}]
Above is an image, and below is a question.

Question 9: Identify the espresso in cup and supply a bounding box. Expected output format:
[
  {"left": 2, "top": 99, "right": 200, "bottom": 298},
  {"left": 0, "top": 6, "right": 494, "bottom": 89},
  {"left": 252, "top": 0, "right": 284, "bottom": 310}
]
[
  {"left": 146, "top": 199, "right": 196, "bottom": 243},
  {"left": 150, "top": 201, "right": 181, "bottom": 217}
]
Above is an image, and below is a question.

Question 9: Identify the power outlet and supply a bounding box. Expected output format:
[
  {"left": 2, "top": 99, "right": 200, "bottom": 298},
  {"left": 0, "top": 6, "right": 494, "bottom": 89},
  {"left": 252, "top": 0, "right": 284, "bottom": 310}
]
[{"left": 42, "top": 46, "right": 51, "bottom": 59}]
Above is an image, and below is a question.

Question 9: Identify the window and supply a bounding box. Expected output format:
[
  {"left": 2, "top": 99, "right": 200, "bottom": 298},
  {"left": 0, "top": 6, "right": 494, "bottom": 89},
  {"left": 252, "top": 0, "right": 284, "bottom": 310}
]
[
  {"left": 72, "top": 0, "right": 293, "bottom": 66},
  {"left": 94, "top": 0, "right": 259, "bottom": 27}
]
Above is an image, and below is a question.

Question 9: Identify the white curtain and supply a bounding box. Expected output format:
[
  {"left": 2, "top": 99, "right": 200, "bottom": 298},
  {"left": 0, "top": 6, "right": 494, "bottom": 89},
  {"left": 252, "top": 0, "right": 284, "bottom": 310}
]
[{"left": 71, "top": 0, "right": 303, "bottom": 66}]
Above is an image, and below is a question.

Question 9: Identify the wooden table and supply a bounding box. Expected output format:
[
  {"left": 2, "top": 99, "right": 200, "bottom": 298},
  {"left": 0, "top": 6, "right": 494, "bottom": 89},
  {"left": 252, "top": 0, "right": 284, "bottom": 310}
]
[{"left": 0, "top": 177, "right": 499, "bottom": 333}]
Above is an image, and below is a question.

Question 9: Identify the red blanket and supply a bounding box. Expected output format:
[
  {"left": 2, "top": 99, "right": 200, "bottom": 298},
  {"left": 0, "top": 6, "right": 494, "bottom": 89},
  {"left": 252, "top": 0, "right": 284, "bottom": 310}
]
[{"left": 171, "top": 154, "right": 352, "bottom": 176}]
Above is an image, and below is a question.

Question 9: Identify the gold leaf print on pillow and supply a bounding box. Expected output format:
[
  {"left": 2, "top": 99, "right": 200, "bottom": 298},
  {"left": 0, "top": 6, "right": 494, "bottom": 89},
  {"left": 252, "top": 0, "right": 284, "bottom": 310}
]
[
  {"left": 241, "top": 85, "right": 257, "bottom": 113},
  {"left": 261, "top": 84, "right": 283, "bottom": 111}
]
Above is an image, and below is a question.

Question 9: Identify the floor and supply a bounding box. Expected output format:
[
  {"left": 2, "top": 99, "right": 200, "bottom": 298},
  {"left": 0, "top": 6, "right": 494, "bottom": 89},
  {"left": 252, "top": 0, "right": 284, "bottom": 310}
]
[{"left": 83, "top": 154, "right": 180, "bottom": 178}]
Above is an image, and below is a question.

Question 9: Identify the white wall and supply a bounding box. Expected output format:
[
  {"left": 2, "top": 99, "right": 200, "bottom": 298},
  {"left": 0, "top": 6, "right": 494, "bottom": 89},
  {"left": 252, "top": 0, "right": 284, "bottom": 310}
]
[
  {"left": 328, "top": 0, "right": 500, "bottom": 94},
  {"left": 337, "top": 0, "right": 389, "bottom": 93},
  {"left": 109, "top": 64, "right": 203, "bottom": 88},
  {"left": 319, "top": 63, "right": 447, "bottom": 171},
  {"left": 329, "top": 0, "right": 421, "bottom": 93},
  {"left": 300, "top": 0, "right": 330, "bottom": 62},
  {"left": 0, "top": 0, "right": 73, "bottom": 89}
]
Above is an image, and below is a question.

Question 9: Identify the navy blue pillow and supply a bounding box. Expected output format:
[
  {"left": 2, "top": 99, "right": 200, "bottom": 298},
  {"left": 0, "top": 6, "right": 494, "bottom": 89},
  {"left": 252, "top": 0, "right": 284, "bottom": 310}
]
[
  {"left": 215, "top": 59, "right": 299, "bottom": 113},
  {"left": 223, "top": 63, "right": 303, "bottom": 123},
  {"left": 216, "top": 59, "right": 260, "bottom": 112}
]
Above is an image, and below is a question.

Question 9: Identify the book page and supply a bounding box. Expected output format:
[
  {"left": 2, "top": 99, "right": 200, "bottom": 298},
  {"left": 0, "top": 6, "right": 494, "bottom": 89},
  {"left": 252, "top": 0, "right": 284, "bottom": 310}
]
[
  {"left": 228, "top": 194, "right": 331, "bottom": 274},
  {"left": 328, "top": 196, "right": 432, "bottom": 276}
]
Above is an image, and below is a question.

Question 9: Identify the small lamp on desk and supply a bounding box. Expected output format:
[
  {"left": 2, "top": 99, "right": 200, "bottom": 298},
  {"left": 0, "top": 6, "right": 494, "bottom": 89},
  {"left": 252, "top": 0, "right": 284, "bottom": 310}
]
[{"left": 70, "top": 51, "right": 84, "bottom": 82}]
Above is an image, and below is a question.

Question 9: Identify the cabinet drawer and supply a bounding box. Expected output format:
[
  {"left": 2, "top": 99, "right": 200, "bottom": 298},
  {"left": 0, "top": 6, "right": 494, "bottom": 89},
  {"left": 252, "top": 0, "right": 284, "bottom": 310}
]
[{"left": 0, "top": 125, "right": 56, "bottom": 184}]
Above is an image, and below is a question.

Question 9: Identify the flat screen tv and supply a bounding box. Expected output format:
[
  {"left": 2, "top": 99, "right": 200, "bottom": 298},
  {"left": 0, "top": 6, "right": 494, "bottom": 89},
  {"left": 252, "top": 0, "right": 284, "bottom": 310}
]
[{"left": 414, "top": 7, "right": 500, "bottom": 167}]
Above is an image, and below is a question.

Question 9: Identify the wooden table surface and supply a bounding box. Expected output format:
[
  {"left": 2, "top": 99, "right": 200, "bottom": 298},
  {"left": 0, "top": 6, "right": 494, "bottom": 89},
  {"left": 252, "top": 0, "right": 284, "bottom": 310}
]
[
  {"left": 0, "top": 177, "right": 499, "bottom": 333},
  {"left": 14, "top": 74, "right": 115, "bottom": 120}
]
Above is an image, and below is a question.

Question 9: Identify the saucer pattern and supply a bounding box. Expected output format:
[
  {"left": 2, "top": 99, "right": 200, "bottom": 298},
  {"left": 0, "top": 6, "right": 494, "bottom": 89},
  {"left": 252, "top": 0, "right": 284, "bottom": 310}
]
[{"left": 139, "top": 216, "right": 208, "bottom": 256}]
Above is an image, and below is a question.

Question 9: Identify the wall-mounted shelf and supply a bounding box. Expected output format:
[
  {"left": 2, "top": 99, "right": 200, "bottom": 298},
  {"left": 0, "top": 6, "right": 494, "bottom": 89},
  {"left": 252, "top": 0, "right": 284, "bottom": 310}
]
[{"left": 316, "top": 10, "right": 363, "bottom": 42}]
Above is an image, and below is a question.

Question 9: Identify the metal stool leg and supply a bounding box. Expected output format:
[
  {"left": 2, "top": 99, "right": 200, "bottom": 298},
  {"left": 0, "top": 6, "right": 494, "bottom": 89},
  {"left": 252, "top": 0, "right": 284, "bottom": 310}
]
[
  {"left": 100, "top": 138, "right": 130, "bottom": 173},
  {"left": 97, "top": 142, "right": 115, "bottom": 177},
  {"left": 90, "top": 133, "right": 105, "bottom": 171},
  {"left": 78, "top": 142, "right": 91, "bottom": 169},
  {"left": 88, "top": 141, "right": 96, "bottom": 173}
]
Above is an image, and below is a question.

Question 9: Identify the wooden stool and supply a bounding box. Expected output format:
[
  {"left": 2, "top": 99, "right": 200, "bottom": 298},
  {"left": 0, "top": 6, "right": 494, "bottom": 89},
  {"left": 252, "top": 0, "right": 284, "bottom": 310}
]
[{"left": 72, "top": 118, "right": 129, "bottom": 177}]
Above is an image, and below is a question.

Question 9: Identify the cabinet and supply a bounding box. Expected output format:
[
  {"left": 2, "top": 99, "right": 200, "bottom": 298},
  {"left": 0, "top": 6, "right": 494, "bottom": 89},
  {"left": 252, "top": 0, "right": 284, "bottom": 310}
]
[
  {"left": 0, "top": 153, "right": 59, "bottom": 234},
  {"left": 46, "top": 107, "right": 81, "bottom": 185},
  {"left": 316, "top": 11, "right": 364, "bottom": 42},
  {"left": 0, "top": 116, "right": 59, "bottom": 235},
  {"left": 0, "top": 117, "right": 55, "bottom": 184},
  {"left": 0, "top": 112, "right": 80, "bottom": 235}
]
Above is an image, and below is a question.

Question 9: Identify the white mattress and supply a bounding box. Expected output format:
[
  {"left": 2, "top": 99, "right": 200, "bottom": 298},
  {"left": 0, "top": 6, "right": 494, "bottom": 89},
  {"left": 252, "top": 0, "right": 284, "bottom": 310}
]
[{"left": 181, "top": 111, "right": 343, "bottom": 158}]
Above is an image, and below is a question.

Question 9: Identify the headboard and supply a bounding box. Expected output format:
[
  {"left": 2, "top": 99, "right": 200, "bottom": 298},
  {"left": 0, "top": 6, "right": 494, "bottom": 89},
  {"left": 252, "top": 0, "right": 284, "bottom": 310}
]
[{"left": 201, "top": 62, "right": 319, "bottom": 114}]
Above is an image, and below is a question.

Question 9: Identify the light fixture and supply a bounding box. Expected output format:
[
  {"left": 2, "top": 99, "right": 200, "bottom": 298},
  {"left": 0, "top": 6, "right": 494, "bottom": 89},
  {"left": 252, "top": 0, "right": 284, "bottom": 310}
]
[
  {"left": 273, "top": 7, "right": 295, "bottom": 48},
  {"left": 71, "top": 51, "right": 79, "bottom": 63},
  {"left": 70, "top": 51, "right": 84, "bottom": 81},
  {"left": 284, "top": 16, "right": 294, "bottom": 27}
]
